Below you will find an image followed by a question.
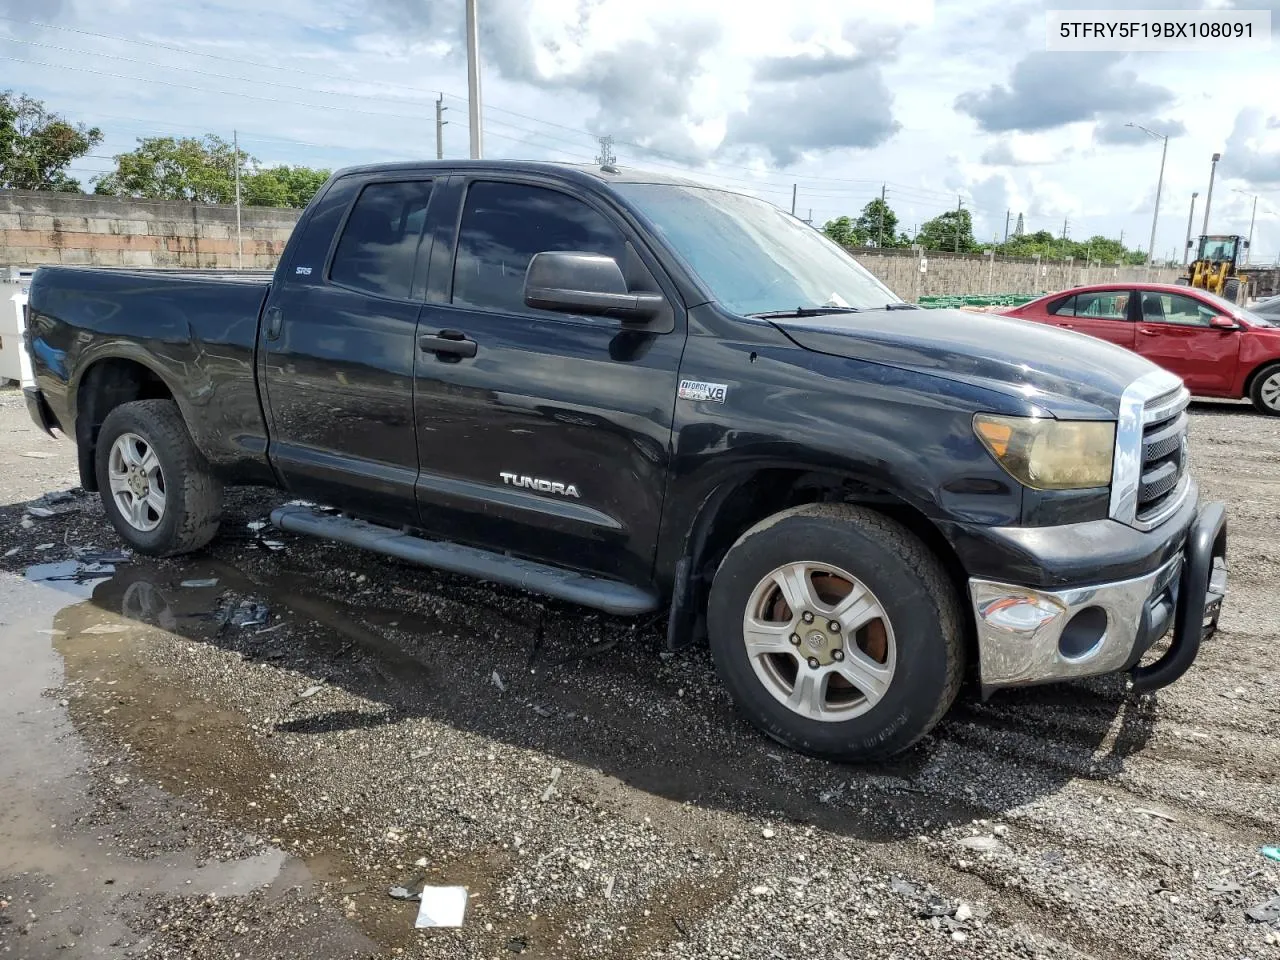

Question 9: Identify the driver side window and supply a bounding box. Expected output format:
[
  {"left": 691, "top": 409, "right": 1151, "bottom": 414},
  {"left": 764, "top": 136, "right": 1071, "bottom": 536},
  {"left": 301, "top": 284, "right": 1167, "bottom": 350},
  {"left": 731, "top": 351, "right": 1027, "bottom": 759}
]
[
  {"left": 1141, "top": 292, "right": 1216, "bottom": 327},
  {"left": 452, "top": 181, "right": 626, "bottom": 314}
]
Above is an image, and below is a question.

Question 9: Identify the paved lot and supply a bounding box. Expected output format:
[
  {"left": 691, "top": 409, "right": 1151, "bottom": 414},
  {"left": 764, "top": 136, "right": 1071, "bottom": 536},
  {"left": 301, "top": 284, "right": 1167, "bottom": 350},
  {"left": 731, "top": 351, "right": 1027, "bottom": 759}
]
[{"left": 1, "top": 384, "right": 1278, "bottom": 959}]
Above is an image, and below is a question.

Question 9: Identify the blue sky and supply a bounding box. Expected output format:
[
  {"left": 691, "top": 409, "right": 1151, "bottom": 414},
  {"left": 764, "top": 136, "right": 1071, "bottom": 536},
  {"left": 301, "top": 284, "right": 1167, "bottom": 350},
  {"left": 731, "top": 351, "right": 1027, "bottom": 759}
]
[{"left": 4, "top": 0, "right": 1279, "bottom": 261}]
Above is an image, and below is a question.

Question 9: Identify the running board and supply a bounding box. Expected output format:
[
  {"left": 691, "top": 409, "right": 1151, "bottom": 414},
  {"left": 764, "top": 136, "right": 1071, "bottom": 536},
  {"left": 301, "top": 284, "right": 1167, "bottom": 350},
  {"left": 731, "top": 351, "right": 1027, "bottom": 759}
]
[{"left": 270, "top": 506, "right": 659, "bottom": 616}]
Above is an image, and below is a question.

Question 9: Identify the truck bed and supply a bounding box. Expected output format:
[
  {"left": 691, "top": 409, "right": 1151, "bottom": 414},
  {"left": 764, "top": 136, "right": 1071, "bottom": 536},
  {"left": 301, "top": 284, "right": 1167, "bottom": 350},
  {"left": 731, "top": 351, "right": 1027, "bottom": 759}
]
[{"left": 26, "top": 265, "right": 274, "bottom": 484}]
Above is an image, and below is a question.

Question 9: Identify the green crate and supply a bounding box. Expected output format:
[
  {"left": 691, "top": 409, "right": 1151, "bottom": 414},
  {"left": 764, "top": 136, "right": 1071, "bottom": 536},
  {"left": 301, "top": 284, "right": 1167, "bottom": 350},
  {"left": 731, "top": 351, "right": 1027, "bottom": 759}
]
[{"left": 918, "top": 294, "right": 1037, "bottom": 309}]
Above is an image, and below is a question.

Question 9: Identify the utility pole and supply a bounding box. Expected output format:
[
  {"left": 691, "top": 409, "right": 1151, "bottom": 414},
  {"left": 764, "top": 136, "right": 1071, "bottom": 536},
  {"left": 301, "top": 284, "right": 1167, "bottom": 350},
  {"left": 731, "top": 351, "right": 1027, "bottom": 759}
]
[
  {"left": 878, "top": 183, "right": 887, "bottom": 246},
  {"left": 1061, "top": 217, "right": 1069, "bottom": 241},
  {"left": 465, "top": 0, "right": 483, "bottom": 159},
  {"left": 1233, "top": 189, "right": 1258, "bottom": 264},
  {"left": 955, "top": 196, "right": 963, "bottom": 253},
  {"left": 791, "top": 184, "right": 797, "bottom": 217},
  {"left": 1003, "top": 209, "right": 1011, "bottom": 243},
  {"left": 1246, "top": 194, "right": 1256, "bottom": 264},
  {"left": 1184, "top": 192, "right": 1199, "bottom": 265},
  {"left": 435, "top": 94, "right": 448, "bottom": 160},
  {"left": 1125, "top": 122, "right": 1168, "bottom": 268},
  {"left": 232, "top": 129, "right": 242, "bottom": 270},
  {"left": 1201, "top": 152, "right": 1221, "bottom": 236}
]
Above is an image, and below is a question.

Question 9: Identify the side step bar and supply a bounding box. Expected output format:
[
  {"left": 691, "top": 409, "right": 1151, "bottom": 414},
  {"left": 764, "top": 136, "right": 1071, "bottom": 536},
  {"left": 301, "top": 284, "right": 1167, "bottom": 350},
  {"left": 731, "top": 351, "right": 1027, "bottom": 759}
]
[{"left": 270, "top": 506, "right": 659, "bottom": 617}]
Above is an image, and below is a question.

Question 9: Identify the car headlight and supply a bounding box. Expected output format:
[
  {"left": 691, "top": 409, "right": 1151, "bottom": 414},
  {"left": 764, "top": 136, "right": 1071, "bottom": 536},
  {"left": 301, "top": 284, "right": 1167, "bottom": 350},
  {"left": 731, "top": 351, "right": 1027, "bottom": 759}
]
[{"left": 973, "top": 414, "right": 1114, "bottom": 490}]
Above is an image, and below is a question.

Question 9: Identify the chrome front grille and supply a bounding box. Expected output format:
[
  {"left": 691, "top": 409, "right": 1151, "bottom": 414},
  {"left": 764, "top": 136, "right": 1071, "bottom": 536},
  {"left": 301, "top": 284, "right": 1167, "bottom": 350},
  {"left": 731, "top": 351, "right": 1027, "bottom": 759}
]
[
  {"left": 1136, "top": 394, "right": 1188, "bottom": 522},
  {"left": 1111, "top": 371, "right": 1192, "bottom": 530}
]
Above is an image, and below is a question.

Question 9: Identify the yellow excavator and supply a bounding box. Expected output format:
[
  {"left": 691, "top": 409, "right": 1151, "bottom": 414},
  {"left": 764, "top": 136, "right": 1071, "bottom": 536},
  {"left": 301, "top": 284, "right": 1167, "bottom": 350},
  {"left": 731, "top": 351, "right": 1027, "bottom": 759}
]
[{"left": 1179, "top": 235, "right": 1249, "bottom": 303}]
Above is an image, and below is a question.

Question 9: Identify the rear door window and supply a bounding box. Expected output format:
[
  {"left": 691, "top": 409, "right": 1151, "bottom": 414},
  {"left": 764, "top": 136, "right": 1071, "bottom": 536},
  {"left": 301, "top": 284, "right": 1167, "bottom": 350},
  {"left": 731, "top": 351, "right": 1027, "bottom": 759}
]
[
  {"left": 329, "top": 180, "right": 434, "bottom": 300},
  {"left": 1073, "top": 291, "right": 1129, "bottom": 320},
  {"left": 1047, "top": 295, "right": 1076, "bottom": 316}
]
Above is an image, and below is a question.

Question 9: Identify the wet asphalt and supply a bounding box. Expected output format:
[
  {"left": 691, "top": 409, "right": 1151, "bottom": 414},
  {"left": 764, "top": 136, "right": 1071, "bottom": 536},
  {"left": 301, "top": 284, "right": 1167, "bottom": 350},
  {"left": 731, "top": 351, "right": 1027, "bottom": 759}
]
[{"left": 1, "top": 385, "right": 1278, "bottom": 959}]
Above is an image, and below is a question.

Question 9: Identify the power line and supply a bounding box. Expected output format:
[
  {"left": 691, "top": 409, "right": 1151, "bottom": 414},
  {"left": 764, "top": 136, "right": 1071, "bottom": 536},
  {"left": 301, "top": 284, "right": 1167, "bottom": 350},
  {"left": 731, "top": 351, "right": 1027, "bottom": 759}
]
[
  {"left": 0, "top": 53, "right": 440, "bottom": 122},
  {"left": 2, "top": 20, "right": 1151, "bottom": 236},
  {"left": 0, "top": 33, "right": 442, "bottom": 107},
  {"left": 0, "top": 14, "right": 952, "bottom": 190}
]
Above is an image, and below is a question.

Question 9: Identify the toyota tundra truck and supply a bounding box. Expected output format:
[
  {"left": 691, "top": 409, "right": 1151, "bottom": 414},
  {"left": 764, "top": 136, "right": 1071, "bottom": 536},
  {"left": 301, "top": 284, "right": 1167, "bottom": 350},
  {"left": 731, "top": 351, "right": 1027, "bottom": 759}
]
[{"left": 21, "top": 160, "right": 1228, "bottom": 760}]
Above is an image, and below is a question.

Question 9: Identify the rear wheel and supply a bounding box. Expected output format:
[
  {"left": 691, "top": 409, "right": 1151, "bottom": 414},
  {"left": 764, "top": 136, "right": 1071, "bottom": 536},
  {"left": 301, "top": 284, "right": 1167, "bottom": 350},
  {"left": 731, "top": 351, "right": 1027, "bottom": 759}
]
[
  {"left": 707, "top": 504, "right": 965, "bottom": 761},
  {"left": 95, "top": 400, "right": 223, "bottom": 555},
  {"left": 1250, "top": 363, "right": 1280, "bottom": 417}
]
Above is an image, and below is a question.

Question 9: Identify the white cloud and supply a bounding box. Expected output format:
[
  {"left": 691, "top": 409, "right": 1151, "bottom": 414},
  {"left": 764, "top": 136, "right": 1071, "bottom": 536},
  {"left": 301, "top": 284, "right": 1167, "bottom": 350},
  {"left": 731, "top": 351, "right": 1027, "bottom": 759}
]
[{"left": 1, "top": 0, "right": 1277, "bottom": 260}]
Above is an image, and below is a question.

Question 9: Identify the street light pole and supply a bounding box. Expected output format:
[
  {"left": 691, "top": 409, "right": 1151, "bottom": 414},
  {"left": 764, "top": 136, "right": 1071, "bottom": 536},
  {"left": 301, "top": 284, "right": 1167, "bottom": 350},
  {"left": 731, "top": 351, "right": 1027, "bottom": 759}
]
[
  {"left": 1233, "top": 189, "right": 1258, "bottom": 265},
  {"left": 1125, "top": 122, "right": 1168, "bottom": 268},
  {"left": 1184, "top": 191, "right": 1198, "bottom": 266},
  {"left": 1201, "top": 152, "right": 1221, "bottom": 236},
  {"left": 465, "top": 0, "right": 483, "bottom": 159}
]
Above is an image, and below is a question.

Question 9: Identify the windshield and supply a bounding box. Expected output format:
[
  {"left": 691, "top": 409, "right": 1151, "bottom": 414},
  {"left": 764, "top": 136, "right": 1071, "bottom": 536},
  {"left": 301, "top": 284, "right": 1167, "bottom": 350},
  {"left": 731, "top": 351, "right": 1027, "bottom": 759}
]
[
  {"left": 1195, "top": 288, "right": 1275, "bottom": 327},
  {"left": 1198, "top": 237, "right": 1238, "bottom": 262},
  {"left": 613, "top": 182, "right": 902, "bottom": 315}
]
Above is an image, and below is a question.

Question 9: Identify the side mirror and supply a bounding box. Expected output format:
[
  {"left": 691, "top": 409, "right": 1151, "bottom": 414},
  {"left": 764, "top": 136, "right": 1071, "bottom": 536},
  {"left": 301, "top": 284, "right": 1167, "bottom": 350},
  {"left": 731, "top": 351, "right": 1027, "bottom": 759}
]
[
  {"left": 1186, "top": 240, "right": 1195, "bottom": 249},
  {"left": 1209, "top": 315, "right": 1239, "bottom": 330},
  {"left": 523, "top": 251, "right": 664, "bottom": 323}
]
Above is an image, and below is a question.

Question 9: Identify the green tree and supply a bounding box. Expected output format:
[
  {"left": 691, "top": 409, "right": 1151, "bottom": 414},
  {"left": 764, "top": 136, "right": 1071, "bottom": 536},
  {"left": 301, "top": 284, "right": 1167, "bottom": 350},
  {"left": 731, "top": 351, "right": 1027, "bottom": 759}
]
[
  {"left": 993, "top": 230, "right": 1146, "bottom": 265},
  {"left": 95, "top": 136, "right": 329, "bottom": 208},
  {"left": 94, "top": 135, "right": 248, "bottom": 204},
  {"left": 917, "top": 208, "right": 975, "bottom": 252},
  {"left": 0, "top": 91, "right": 103, "bottom": 192},
  {"left": 822, "top": 215, "right": 865, "bottom": 247},
  {"left": 243, "top": 165, "right": 330, "bottom": 208},
  {"left": 854, "top": 197, "right": 902, "bottom": 247}
]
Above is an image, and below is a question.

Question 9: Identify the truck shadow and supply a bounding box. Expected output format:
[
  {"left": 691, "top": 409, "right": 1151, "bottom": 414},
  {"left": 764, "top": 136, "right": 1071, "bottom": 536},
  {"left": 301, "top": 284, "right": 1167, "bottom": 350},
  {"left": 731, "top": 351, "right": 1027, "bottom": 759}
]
[{"left": 20, "top": 493, "right": 1157, "bottom": 847}]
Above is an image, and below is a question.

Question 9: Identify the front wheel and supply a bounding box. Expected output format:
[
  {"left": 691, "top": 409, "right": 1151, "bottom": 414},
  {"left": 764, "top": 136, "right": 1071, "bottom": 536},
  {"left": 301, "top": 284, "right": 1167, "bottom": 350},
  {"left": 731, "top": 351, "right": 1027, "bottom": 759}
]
[
  {"left": 707, "top": 504, "right": 965, "bottom": 761},
  {"left": 1250, "top": 363, "right": 1280, "bottom": 417},
  {"left": 95, "top": 399, "right": 223, "bottom": 555},
  {"left": 1224, "top": 277, "right": 1242, "bottom": 304}
]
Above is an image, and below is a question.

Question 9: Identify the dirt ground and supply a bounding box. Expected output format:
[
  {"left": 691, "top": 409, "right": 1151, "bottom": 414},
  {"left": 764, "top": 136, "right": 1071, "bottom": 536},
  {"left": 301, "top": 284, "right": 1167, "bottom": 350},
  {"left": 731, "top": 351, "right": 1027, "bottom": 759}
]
[{"left": 1, "top": 383, "right": 1277, "bottom": 960}]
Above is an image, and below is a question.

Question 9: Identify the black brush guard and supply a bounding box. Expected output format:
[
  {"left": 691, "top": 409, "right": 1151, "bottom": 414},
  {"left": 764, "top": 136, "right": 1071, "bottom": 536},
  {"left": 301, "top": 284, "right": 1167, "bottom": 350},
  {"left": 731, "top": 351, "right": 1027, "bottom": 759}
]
[{"left": 1131, "top": 501, "right": 1228, "bottom": 693}]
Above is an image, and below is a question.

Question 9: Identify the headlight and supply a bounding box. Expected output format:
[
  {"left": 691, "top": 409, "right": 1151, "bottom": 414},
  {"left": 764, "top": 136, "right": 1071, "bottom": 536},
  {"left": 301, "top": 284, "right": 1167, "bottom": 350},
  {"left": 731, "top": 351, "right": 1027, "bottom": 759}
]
[{"left": 973, "top": 415, "right": 1114, "bottom": 490}]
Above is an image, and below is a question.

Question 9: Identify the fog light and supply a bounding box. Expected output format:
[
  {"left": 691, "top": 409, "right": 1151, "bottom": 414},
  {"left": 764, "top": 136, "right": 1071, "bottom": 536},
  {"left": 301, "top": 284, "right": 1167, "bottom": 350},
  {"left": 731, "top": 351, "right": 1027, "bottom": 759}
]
[
  {"left": 977, "top": 595, "right": 1064, "bottom": 633},
  {"left": 1058, "top": 606, "right": 1107, "bottom": 660}
]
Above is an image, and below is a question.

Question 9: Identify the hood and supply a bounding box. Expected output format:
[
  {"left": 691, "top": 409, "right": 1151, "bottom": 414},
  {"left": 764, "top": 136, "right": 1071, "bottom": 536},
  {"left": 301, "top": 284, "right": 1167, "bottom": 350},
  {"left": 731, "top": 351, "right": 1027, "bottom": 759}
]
[{"left": 772, "top": 308, "right": 1158, "bottom": 419}]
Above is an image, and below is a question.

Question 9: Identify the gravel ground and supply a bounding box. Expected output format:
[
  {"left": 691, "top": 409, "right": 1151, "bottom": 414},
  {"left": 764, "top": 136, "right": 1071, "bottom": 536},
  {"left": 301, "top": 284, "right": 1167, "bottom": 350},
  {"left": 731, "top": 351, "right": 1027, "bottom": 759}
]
[{"left": 1, "top": 384, "right": 1278, "bottom": 959}]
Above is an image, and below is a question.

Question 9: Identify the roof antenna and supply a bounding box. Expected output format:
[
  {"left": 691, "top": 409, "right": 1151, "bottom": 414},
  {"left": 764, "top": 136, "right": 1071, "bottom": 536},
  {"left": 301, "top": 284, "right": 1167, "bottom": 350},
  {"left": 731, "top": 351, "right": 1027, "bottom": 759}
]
[{"left": 595, "top": 135, "right": 618, "bottom": 173}]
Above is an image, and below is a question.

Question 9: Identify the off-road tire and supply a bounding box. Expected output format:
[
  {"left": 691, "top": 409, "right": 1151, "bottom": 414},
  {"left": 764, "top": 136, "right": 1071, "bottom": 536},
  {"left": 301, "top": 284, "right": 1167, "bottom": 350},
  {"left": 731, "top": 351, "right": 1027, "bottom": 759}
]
[
  {"left": 1249, "top": 362, "right": 1280, "bottom": 417},
  {"left": 95, "top": 399, "right": 223, "bottom": 556},
  {"left": 1223, "top": 277, "right": 1241, "bottom": 304},
  {"left": 707, "top": 503, "right": 965, "bottom": 761}
]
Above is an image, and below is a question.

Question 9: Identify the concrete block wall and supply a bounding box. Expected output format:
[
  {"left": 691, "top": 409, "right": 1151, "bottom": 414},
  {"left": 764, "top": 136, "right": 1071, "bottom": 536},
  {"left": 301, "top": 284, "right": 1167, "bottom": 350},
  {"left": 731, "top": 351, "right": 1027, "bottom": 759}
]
[
  {"left": 850, "top": 248, "right": 1184, "bottom": 301},
  {"left": 2, "top": 191, "right": 1196, "bottom": 300},
  {"left": 0, "top": 190, "right": 301, "bottom": 270}
]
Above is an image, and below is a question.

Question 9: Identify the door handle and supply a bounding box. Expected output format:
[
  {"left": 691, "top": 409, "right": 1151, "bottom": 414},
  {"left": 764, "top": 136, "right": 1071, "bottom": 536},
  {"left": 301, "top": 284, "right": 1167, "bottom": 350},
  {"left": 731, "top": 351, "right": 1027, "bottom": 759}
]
[
  {"left": 418, "top": 330, "right": 477, "bottom": 360},
  {"left": 1138, "top": 327, "right": 1158, "bottom": 336},
  {"left": 1060, "top": 322, "right": 1074, "bottom": 329},
  {"left": 264, "top": 306, "right": 283, "bottom": 341}
]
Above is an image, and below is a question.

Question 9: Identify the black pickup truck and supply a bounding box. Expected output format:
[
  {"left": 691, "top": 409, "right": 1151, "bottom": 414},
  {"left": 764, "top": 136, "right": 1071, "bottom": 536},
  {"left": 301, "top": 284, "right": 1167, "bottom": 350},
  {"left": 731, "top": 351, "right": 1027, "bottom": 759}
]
[{"left": 22, "top": 160, "right": 1227, "bottom": 760}]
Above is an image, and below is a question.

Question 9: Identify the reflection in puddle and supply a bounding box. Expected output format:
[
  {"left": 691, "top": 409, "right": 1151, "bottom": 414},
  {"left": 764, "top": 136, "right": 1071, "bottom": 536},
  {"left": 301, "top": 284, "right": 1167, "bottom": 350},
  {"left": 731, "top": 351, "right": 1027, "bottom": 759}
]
[{"left": 0, "top": 566, "right": 377, "bottom": 958}]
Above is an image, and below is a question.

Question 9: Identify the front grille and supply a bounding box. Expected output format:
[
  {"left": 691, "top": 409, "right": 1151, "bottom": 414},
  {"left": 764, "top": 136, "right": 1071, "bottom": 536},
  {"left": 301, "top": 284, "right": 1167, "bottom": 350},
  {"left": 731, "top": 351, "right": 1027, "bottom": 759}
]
[{"left": 1136, "top": 387, "right": 1190, "bottom": 524}]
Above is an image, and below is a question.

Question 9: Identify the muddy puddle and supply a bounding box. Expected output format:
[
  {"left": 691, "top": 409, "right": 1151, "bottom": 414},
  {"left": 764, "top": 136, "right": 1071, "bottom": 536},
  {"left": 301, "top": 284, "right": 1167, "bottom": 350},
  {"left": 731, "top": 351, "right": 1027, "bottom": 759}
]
[{"left": 0, "top": 563, "right": 382, "bottom": 958}]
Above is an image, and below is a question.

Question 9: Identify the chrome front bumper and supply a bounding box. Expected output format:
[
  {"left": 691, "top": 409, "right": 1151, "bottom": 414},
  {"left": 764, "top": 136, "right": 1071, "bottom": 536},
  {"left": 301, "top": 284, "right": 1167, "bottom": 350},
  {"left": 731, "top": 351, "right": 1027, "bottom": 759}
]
[{"left": 971, "top": 554, "right": 1184, "bottom": 689}]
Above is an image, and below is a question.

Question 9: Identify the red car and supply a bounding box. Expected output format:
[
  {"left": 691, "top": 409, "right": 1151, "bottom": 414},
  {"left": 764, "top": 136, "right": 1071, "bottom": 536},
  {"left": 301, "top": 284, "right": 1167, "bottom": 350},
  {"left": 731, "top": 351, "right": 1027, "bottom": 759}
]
[{"left": 1004, "top": 282, "right": 1280, "bottom": 415}]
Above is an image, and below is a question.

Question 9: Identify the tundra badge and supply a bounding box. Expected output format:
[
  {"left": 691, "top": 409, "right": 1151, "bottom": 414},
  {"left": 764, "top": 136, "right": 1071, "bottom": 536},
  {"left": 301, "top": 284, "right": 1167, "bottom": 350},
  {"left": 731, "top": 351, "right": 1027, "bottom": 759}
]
[{"left": 501, "top": 472, "right": 581, "bottom": 498}]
